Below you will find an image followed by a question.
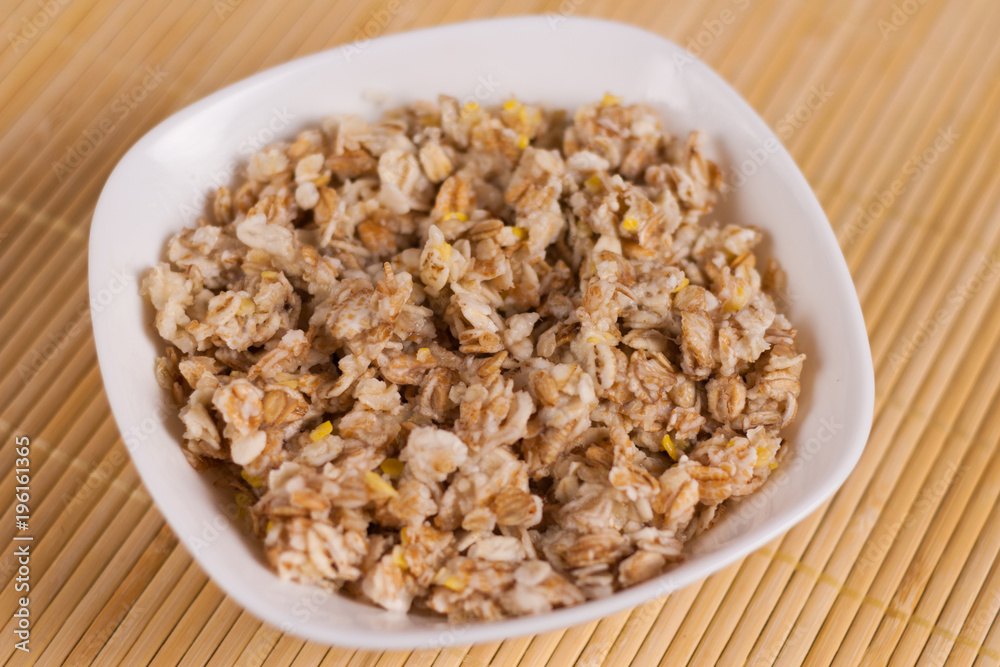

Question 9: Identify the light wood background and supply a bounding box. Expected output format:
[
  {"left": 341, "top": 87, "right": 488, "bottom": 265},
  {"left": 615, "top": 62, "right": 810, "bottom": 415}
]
[{"left": 3, "top": 0, "right": 1000, "bottom": 664}]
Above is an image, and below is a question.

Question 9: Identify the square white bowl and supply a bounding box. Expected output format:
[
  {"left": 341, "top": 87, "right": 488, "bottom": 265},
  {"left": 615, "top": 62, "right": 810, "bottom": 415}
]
[{"left": 89, "top": 16, "right": 874, "bottom": 649}]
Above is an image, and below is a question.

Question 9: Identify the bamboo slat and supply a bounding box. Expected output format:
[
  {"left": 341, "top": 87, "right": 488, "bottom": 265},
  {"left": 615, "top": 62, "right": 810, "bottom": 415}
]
[{"left": 3, "top": 0, "right": 1000, "bottom": 664}]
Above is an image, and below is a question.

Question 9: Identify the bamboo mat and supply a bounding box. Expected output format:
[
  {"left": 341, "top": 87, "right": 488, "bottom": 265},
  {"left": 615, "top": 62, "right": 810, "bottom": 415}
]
[{"left": 2, "top": 0, "right": 1000, "bottom": 664}]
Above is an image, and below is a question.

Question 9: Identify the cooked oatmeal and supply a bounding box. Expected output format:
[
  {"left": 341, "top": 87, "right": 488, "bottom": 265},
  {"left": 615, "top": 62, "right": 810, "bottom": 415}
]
[{"left": 142, "top": 94, "right": 805, "bottom": 621}]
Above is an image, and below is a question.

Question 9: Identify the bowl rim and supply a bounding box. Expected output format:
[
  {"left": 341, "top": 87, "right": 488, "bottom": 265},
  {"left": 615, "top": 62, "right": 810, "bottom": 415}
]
[{"left": 89, "top": 14, "right": 875, "bottom": 649}]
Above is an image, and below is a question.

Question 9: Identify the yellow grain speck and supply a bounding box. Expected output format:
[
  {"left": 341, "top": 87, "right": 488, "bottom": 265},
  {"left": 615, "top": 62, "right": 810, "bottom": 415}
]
[
  {"left": 240, "top": 470, "right": 263, "bottom": 489},
  {"left": 662, "top": 434, "right": 679, "bottom": 461},
  {"left": 381, "top": 458, "right": 405, "bottom": 477},
  {"left": 391, "top": 544, "right": 408, "bottom": 570},
  {"left": 238, "top": 297, "right": 256, "bottom": 316},
  {"left": 364, "top": 471, "right": 398, "bottom": 498},
  {"left": 310, "top": 420, "right": 333, "bottom": 442},
  {"left": 724, "top": 285, "right": 749, "bottom": 312}
]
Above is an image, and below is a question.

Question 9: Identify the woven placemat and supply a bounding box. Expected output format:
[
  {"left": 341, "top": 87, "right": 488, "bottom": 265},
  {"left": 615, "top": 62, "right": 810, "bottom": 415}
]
[{"left": 3, "top": 0, "right": 1000, "bottom": 664}]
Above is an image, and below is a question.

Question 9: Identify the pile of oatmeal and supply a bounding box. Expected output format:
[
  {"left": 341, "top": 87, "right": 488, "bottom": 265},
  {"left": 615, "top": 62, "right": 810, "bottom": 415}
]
[{"left": 143, "top": 94, "right": 805, "bottom": 621}]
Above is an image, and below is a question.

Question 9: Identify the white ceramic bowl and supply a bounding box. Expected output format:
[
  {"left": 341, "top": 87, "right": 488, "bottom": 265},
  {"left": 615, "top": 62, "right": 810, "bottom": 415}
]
[{"left": 90, "top": 16, "right": 874, "bottom": 649}]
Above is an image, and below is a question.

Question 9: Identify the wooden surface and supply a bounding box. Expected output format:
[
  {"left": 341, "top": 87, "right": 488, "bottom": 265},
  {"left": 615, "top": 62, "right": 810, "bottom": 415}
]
[{"left": 2, "top": 0, "right": 1000, "bottom": 664}]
